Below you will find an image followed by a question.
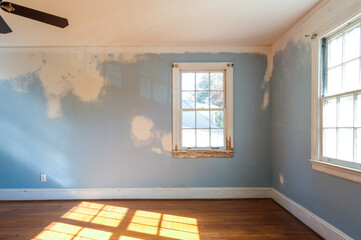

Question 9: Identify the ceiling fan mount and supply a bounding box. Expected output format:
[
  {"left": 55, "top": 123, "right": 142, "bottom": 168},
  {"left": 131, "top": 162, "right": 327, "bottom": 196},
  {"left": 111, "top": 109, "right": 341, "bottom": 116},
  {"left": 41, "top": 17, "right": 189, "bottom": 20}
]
[{"left": 0, "top": 0, "right": 69, "bottom": 34}]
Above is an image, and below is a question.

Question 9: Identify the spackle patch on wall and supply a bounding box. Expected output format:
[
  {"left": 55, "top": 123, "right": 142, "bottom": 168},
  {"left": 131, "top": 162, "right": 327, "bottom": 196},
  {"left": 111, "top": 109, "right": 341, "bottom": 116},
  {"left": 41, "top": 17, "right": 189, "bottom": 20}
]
[
  {"left": 131, "top": 115, "right": 154, "bottom": 145},
  {"left": 0, "top": 49, "right": 126, "bottom": 118},
  {"left": 130, "top": 115, "right": 172, "bottom": 154}
]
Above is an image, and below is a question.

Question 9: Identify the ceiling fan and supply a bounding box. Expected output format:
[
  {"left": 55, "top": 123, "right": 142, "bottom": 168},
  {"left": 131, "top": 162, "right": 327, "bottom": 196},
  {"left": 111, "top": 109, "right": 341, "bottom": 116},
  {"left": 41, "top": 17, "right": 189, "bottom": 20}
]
[{"left": 0, "top": 1, "right": 68, "bottom": 33}]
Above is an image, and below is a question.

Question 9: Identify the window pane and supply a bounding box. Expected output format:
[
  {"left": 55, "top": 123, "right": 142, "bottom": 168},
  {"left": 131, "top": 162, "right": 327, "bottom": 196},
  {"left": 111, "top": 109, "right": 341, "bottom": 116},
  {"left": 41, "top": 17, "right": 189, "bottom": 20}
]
[
  {"left": 182, "top": 111, "right": 195, "bottom": 128},
  {"left": 196, "top": 73, "right": 209, "bottom": 90},
  {"left": 210, "top": 72, "right": 224, "bottom": 90},
  {"left": 196, "top": 111, "right": 210, "bottom": 128},
  {"left": 196, "top": 91, "right": 209, "bottom": 109},
  {"left": 323, "top": 128, "right": 336, "bottom": 159},
  {"left": 343, "top": 58, "right": 360, "bottom": 92},
  {"left": 182, "top": 92, "right": 195, "bottom": 109},
  {"left": 210, "top": 111, "right": 224, "bottom": 128},
  {"left": 355, "top": 128, "right": 361, "bottom": 163},
  {"left": 211, "top": 129, "right": 224, "bottom": 147},
  {"left": 337, "top": 128, "right": 353, "bottom": 162},
  {"left": 196, "top": 129, "right": 210, "bottom": 147},
  {"left": 328, "top": 35, "right": 343, "bottom": 68},
  {"left": 323, "top": 98, "right": 336, "bottom": 127},
  {"left": 343, "top": 25, "right": 360, "bottom": 62},
  {"left": 210, "top": 91, "right": 224, "bottom": 108},
  {"left": 326, "top": 66, "right": 342, "bottom": 96},
  {"left": 338, "top": 95, "right": 353, "bottom": 127},
  {"left": 355, "top": 94, "right": 361, "bottom": 127},
  {"left": 182, "top": 129, "right": 195, "bottom": 147},
  {"left": 181, "top": 73, "right": 195, "bottom": 90}
]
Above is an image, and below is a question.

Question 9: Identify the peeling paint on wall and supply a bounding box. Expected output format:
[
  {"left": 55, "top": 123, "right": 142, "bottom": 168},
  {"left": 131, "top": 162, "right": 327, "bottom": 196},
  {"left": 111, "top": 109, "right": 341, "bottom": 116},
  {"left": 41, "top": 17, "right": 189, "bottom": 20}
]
[
  {"left": 37, "top": 53, "right": 109, "bottom": 117},
  {"left": 0, "top": 50, "right": 271, "bottom": 190},
  {"left": 0, "top": 46, "right": 273, "bottom": 115},
  {"left": 0, "top": 50, "right": 124, "bottom": 118}
]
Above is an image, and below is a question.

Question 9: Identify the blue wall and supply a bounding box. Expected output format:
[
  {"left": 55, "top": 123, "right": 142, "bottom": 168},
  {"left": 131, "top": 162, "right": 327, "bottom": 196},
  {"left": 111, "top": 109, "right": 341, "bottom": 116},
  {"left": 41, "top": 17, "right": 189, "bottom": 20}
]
[
  {"left": 271, "top": 40, "right": 361, "bottom": 238},
  {"left": 0, "top": 51, "right": 271, "bottom": 188}
]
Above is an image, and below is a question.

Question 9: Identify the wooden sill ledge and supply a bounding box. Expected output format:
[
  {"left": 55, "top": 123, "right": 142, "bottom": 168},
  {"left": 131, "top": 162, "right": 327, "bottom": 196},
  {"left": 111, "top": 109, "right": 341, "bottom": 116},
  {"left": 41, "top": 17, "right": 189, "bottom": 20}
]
[{"left": 172, "top": 150, "right": 233, "bottom": 158}]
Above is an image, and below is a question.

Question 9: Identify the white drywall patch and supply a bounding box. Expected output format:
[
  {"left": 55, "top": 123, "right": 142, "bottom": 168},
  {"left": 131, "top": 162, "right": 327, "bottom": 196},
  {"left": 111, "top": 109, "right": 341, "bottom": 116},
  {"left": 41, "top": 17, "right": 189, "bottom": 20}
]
[
  {"left": 261, "top": 53, "right": 273, "bottom": 110},
  {"left": 37, "top": 53, "right": 111, "bottom": 117},
  {"left": 262, "top": 90, "right": 270, "bottom": 110},
  {"left": 0, "top": 49, "right": 121, "bottom": 118},
  {"left": 161, "top": 133, "right": 172, "bottom": 152},
  {"left": 0, "top": 46, "right": 273, "bottom": 116},
  {"left": 131, "top": 115, "right": 154, "bottom": 146},
  {"left": 0, "top": 51, "right": 42, "bottom": 79},
  {"left": 151, "top": 147, "right": 162, "bottom": 154},
  {"left": 47, "top": 95, "right": 62, "bottom": 118}
]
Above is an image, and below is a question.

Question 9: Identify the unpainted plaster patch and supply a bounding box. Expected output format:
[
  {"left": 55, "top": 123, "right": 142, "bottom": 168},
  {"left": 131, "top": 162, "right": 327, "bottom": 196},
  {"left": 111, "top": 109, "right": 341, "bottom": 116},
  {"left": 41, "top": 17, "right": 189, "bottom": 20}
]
[
  {"left": 260, "top": 53, "right": 273, "bottom": 111},
  {"left": 279, "top": 174, "right": 284, "bottom": 185},
  {"left": 37, "top": 53, "right": 112, "bottom": 117},
  {"left": 151, "top": 147, "right": 162, "bottom": 154},
  {"left": 161, "top": 133, "right": 172, "bottom": 152},
  {"left": 131, "top": 115, "right": 154, "bottom": 146},
  {"left": 0, "top": 50, "right": 122, "bottom": 118},
  {"left": 0, "top": 47, "right": 274, "bottom": 115},
  {"left": 262, "top": 90, "right": 270, "bottom": 110}
]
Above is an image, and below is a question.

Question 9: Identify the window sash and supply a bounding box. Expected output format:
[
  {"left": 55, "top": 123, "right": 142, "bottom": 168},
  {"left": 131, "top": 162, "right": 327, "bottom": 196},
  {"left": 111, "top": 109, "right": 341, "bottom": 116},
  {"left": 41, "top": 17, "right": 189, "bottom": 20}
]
[
  {"left": 322, "top": 20, "right": 361, "bottom": 97},
  {"left": 179, "top": 70, "right": 226, "bottom": 150},
  {"left": 320, "top": 16, "right": 361, "bottom": 169},
  {"left": 180, "top": 109, "right": 226, "bottom": 150},
  {"left": 172, "top": 62, "right": 233, "bottom": 153},
  {"left": 320, "top": 84, "right": 361, "bottom": 170}
]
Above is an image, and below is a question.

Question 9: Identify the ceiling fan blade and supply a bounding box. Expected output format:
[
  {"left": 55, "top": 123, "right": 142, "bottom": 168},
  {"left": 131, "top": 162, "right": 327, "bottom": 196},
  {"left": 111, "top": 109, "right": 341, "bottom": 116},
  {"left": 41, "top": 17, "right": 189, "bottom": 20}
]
[
  {"left": 0, "top": 2, "right": 68, "bottom": 28},
  {"left": 0, "top": 15, "right": 11, "bottom": 33}
]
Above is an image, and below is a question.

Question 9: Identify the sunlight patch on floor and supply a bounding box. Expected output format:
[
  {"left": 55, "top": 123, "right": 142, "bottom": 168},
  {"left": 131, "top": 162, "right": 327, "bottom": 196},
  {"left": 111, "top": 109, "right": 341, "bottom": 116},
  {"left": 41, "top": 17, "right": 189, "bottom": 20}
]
[
  {"left": 32, "top": 222, "right": 112, "bottom": 240},
  {"left": 119, "top": 236, "right": 143, "bottom": 240},
  {"left": 62, "top": 201, "right": 128, "bottom": 227},
  {"left": 33, "top": 201, "right": 199, "bottom": 240}
]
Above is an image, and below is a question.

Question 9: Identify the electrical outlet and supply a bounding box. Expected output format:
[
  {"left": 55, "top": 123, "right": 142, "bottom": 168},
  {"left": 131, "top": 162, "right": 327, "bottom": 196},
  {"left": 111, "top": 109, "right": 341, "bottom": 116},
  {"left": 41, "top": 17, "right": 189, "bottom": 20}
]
[{"left": 40, "top": 173, "right": 46, "bottom": 182}]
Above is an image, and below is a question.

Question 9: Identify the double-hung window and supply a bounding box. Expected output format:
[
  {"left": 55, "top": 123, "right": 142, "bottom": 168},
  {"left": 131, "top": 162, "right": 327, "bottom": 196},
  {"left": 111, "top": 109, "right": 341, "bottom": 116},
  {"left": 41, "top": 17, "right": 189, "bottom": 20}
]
[
  {"left": 172, "top": 62, "right": 233, "bottom": 158},
  {"left": 312, "top": 14, "right": 361, "bottom": 183}
]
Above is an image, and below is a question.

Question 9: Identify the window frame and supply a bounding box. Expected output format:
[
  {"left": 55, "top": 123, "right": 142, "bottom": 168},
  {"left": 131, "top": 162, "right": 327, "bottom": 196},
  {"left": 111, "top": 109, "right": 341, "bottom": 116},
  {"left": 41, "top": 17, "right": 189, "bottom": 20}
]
[
  {"left": 172, "top": 62, "right": 234, "bottom": 158},
  {"left": 311, "top": 11, "right": 361, "bottom": 184}
]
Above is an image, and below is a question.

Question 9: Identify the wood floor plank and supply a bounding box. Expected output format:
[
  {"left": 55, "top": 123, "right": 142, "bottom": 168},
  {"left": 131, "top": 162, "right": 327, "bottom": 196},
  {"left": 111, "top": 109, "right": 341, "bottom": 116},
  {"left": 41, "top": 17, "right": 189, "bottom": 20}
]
[{"left": 0, "top": 199, "right": 322, "bottom": 240}]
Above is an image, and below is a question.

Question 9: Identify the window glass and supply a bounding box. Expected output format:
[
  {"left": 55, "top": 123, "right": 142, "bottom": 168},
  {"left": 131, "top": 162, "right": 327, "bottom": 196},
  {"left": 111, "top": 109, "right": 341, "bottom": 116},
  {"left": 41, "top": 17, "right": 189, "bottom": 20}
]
[
  {"left": 322, "top": 22, "right": 361, "bottom": 164},
  {"left": 180, "top": 71, "right": 225, "bottom": 149}
]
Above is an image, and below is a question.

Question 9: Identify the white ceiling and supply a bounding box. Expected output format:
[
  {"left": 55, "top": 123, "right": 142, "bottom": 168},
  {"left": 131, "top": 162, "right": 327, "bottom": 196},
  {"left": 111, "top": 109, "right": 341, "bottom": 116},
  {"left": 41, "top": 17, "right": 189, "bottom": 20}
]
[{"left": 0, "top": 0, "right": 319, "bottom": 47}]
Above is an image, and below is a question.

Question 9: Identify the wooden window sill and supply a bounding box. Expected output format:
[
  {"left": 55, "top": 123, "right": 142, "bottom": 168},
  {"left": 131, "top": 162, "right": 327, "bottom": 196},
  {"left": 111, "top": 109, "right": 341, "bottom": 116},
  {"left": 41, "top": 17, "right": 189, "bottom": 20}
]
[
  {"left": 310, "top": 159, "right": 361, "bottom": 184},
  {"left": 172, "top": 150, "right": 233, "bottom": 158}
]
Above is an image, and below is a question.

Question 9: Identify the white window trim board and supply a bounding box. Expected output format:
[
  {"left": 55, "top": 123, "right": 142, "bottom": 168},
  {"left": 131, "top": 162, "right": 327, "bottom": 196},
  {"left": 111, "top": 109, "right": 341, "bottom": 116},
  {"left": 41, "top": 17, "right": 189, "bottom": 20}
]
[
  {"left": 310, "top": 8, "right": 361, "bottom": 182},
  {"left": 310, "top": 159, "right": 361, "bottom": 184},
  {"left": 172, "top": 62, "right": 233, "bottom": 157}
]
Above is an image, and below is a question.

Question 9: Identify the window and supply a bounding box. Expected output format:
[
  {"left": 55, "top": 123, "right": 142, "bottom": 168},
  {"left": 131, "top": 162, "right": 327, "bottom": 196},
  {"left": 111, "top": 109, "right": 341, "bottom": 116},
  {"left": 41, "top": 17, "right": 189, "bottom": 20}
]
[
  {"left": 321, "top": 21, "right": 361, "bottom": 167},
  {"left": 172, "top": 62, "right": 233, "bottom": 158},
  {"left": 311, "top": 13, "right": 361, "bottom": 184}
]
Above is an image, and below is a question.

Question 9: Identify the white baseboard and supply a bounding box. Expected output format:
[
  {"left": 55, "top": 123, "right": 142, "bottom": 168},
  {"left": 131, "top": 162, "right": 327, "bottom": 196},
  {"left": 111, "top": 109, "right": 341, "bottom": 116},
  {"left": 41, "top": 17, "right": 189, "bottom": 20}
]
[
  {"left": 271, "top": 189, "right": 352, "bottom": 240},
  {"left": 0, "top": 187, "right": 352, "bottom": 239},
  {"left": 0, "top": 187, "right": 272, "bottom": 201}
]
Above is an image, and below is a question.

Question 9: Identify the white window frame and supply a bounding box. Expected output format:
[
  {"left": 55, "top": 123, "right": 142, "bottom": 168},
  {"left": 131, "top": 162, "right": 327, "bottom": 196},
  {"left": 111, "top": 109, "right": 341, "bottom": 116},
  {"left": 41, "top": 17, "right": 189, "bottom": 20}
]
[
  {"left": 311, "top": 11, "right": 361, "bottom": 184},
  {"left": 172, "top": 62, "right": 234, "bottom": 158}
]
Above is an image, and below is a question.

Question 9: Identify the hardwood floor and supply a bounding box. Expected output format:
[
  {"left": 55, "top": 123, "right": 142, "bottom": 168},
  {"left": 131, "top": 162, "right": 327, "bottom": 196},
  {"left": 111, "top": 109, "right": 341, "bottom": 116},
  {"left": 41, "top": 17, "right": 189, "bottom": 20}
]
[{"left": 0, "top": 199, "right": 322, "bottom": 240}]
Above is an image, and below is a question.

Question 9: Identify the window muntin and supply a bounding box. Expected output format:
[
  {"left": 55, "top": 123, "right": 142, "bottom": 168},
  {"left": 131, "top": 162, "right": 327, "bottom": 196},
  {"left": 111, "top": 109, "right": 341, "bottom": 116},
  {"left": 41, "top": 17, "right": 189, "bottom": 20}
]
[
  {"left": 172, "top": 62, "right": 233, "bottom": 155},
  {"left": 180, "top": 71, "right": 226, "bottom": 149},
  {"left": 321, "top": 20, "right": 361, "bottom": 168}
]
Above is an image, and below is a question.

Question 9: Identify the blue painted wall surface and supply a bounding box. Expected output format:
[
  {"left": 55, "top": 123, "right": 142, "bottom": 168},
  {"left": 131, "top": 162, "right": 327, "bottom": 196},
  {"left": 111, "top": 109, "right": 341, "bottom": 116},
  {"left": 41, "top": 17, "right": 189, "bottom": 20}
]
[
  {"left": 0, "top": 52, "right": 271, "bottom": 188},
  {"left": 271, "top": 40, "right": 361, "bottom": 238}
]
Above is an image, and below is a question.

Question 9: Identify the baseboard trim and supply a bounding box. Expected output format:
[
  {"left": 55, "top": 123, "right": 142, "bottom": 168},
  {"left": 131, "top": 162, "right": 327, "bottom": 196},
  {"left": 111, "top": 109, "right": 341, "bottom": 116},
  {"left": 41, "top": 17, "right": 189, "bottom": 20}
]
[
  {"left": 0, "top": 187, "right": 352, "bottom": 239},
  {"left": 271, "top": 189, "right": 352, "bottom": 240},
  {"left": 0, "top": 187, "right": 272, "bottom": 201}
]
